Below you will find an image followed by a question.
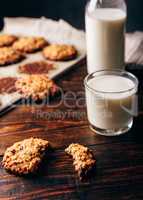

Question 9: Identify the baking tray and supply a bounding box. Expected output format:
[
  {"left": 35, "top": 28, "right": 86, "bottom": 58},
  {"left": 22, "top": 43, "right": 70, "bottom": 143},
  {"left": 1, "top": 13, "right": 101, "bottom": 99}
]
[{"left": 0, "top": 36, "right": 86, "bottom": 114}]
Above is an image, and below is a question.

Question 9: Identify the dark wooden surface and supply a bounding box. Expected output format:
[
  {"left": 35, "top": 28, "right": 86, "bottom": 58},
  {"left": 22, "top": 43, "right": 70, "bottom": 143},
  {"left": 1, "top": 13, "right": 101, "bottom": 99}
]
[{"left": 0, "top": 62, "right": 143, "bottom": 200}]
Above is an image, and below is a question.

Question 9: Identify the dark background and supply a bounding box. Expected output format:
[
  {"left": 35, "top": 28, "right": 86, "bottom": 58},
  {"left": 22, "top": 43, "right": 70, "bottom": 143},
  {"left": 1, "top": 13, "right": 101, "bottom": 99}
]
[{"left": 0, "top": 0, "right": 143, "bottom": 32}]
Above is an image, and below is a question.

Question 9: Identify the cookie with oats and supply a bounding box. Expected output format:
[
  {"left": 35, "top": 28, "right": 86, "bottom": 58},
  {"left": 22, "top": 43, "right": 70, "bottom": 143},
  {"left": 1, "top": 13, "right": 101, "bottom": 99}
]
[
  {"left": 65, "top": 143, "right": 96, "bottom": 180},
  {"left": 42, "top": 44, "right": 77, "bottom": 61},
  {"left": 2, "top": 137, "right": 50, "bottom": 175},
  {"left": 0, "top": 77, "right": 17, "bottom": 94},
  {"left": 0, "top": 34, "right": 18, "bottom": 47},
  {"left": 13, "top": 36, "right": 48, "bottom": 53},
  {"left": 18, "top": 61, "right": 54, "bottom": 74},
  {"left": 15, "top": 75, "right": 59, "bottom": 100},
  {"left": 0, "top": 47, "right": 25, "bottom": 66}
]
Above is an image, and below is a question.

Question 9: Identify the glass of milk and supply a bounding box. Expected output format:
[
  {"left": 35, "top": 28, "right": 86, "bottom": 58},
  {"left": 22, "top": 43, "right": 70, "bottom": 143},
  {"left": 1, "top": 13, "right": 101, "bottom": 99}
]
[
  {"left": 85, "top": 0, "right": 127, "bottom": 73},
  {"left": 84, "top": 70, "right": 138, "bottom": 136}
]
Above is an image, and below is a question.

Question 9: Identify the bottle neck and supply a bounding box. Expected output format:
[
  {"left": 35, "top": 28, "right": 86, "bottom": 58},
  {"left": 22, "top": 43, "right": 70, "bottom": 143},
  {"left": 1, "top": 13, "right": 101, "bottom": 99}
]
[{"left": 88, "top": 0, "right": 126, "bottom": 12}]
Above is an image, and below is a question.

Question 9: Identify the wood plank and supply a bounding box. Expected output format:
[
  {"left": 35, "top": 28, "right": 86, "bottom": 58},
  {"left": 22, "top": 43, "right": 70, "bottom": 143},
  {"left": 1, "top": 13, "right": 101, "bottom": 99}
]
[
  {"left": 0, "top": 142, "right": 143, "bottom": 199},
  {"left": 0, "top": 113, "right": 142, "bottom": 156},
  {"left": 0, "top": 63, "right": 143, "bottom": 199}
]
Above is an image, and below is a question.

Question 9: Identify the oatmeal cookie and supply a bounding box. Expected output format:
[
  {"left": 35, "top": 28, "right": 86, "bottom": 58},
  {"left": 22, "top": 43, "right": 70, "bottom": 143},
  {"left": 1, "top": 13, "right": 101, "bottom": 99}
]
[
  {"left": 43, "top": 44, "right": 77, "bottom": 61},
  {"left": 18, "top": 61, "right": 54, "bottom": 74},
  {"left": 13, "top": 36, "right": 48, "bottom": 53},
  {"left": 2, "top": 137, "right": 49, "bottom": 175},
  {"left": 0, "top": 47, "right": 25, "bottom": 66},
  {"left": 0, "top": 77, "right": 17, "bottom": 94},
  {"left": 65, "top": 143, "right": 96, "bottom": 179},
  {"left": 15, "top": 75, "right": 58, "bottom": 100},
  {"left": 0, "top": 34, "right": 18, "bottom": 47}
]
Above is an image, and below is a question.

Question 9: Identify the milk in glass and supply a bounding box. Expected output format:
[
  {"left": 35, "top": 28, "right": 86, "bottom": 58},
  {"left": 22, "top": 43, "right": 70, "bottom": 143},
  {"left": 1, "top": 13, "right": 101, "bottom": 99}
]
[{"left": 84, "top": 71, "right": 138, "bottom": 136}]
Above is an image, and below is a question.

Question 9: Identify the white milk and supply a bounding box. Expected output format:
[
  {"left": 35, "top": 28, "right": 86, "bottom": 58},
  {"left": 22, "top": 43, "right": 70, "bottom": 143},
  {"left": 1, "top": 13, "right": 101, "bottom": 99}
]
[
  {"left": 85, "top": 8, "right": 126, "bottom": 73},
  {"left": 85, "top": 75, "right": 136, "bottom": 130}
]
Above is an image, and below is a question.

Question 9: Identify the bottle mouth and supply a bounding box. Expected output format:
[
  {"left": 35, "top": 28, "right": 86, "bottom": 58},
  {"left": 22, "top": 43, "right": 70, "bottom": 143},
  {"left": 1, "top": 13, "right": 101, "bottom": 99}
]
[
  {"left": 88, "top": 0, "right": 98, "bottom": 12},
  {"left": 86, "top": 0, "right": 127, "bottom": 14}
]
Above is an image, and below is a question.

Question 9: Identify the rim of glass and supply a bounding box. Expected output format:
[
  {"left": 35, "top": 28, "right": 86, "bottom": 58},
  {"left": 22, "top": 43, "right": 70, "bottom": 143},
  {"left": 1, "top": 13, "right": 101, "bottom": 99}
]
[{"left": 84, "top": 69, "right": 138, "bottom": 94}]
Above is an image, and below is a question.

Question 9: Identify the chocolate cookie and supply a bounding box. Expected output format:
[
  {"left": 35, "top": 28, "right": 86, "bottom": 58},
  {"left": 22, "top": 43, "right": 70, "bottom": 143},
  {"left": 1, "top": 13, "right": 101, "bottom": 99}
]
[
  {"left": 0, "top": 77, "right": 17, "bottom": 94},
  {"left": 13, "top": 36, "right": 48, "bottom": 53},
  {"left": 15, "top": 75, "right": 58, "bottom": 100},
  {"left": 43, "top": 44, "right": 77, "bottom": 61},
  {"left": 65, "top": 143, "right": 96, "bottom": 180},
  {"left": 0, "top": 34, "right": 18, "bottom": 47},
  {"left": 2, "top": 137, "right": 50, "bottom": 175},
  {"left": 0, "top": 47, "right": 25, "bottom": 66},
  {"left": 18, "top": 61, "right": 54, "bottom": 74}
]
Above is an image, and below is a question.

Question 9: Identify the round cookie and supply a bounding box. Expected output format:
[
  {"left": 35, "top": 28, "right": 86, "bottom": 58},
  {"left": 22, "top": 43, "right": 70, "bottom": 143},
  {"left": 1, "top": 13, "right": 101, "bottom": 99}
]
[
  {"left": 15, "top": 75, "right": 58, "bottom": 100},
  {"left": 2, "top": 137, "right": 49, "bottom": 175},
  {"left": 13, "top": 36, "right": 48, "bottom": 53},
  {"left": 0, "top": 34, "right": 18, "bottom": 47},
  {"left": 0, "top": 47, "right": 25, "bottom": 66},
  {"left": 0, "top": 77, "right": 17, "bottom": 93},
  {"left": 18, "top": 61, "right": 54, "bottom": 74},
  {"left": 42, "top": 44, "right": 77, "bottom": 61}
]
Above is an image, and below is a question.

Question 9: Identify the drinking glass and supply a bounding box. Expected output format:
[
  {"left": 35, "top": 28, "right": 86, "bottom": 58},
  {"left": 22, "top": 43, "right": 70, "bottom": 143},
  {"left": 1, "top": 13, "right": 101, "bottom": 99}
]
[{"left": 84, "top": 69, "right": 138, "bottom": 136}]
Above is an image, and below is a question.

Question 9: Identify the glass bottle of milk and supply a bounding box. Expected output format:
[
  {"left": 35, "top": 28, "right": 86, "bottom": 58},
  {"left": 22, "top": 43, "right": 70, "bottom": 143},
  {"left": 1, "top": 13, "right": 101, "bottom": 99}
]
[{"left": 85, "top": 0, "right": 127, "bottom": 73}]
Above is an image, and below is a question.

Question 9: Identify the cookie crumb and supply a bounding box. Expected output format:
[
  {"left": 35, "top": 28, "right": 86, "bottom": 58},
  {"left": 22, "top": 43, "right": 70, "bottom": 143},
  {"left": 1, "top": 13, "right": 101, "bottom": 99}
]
[{"left": 65, "top": 143, "right": 96, "bottom": 180}]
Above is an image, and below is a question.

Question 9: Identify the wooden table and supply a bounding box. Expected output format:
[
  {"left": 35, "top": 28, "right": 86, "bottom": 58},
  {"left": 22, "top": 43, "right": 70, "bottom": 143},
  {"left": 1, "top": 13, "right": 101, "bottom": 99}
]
[{"left": 0, "top": 62, "right": 143, "bottom": 200}]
